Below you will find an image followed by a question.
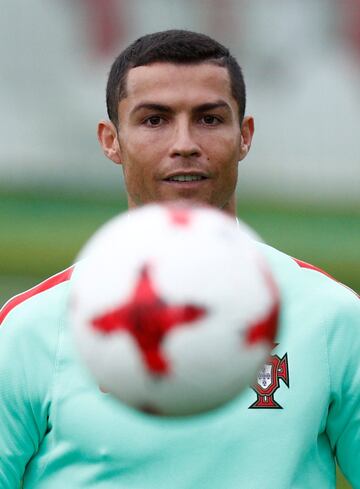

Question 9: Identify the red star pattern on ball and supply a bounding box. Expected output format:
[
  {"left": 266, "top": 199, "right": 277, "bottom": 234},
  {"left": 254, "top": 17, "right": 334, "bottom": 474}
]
[
  {"left": 245, "top": 265, "right": 279, "bottom": 346},
  {"left": 245, "top": 301, "right": 279, "bottom": 346},
  {"left": 91, "top": 265, "right": 207, "bottom": 375},
  {"left": 167, "top": 207, "right": 192, "bottom": 227}
]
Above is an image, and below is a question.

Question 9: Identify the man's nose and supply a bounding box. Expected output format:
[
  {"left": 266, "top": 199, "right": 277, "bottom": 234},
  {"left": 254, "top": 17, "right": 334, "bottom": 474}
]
[{"left": 169, "top": 121, "right": 201, "bottom": 158}]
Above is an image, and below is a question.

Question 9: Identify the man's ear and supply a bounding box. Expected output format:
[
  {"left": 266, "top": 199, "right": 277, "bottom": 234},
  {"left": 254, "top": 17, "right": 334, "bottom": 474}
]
[
  {"left": 238, "top": 115, "right": 255, "bottom": 161},
  {"left": 97, "top": 120, "right": 122, "bottom": 165}
]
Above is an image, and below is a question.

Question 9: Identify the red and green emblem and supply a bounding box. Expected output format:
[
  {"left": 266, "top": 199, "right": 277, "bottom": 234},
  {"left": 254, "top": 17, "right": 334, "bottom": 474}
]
[{"left": 249, "top": 349, "right": 289, "bottom": 409}]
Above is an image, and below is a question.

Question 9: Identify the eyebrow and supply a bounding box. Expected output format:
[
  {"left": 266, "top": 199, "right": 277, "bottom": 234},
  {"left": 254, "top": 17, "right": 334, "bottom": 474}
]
[
  {"left": 131, "top": 103, "right": 173, "bottom": 116},
  {"left": 130, "top": 100, "right": 231, "bottom": 116},
  {"left": 193, "top": 101, "right": 231, "bottom": 113}
]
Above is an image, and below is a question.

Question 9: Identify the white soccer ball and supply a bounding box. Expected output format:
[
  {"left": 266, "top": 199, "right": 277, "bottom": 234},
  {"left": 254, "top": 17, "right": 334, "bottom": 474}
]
[{"left": 70, "top": 203, "right": 279, "bottom": 416}]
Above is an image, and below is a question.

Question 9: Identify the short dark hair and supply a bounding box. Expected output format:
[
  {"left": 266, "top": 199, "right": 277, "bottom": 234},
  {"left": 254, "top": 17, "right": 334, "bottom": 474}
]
[{"left": 106, "top": 29, "right": 246, "bottom": 126}]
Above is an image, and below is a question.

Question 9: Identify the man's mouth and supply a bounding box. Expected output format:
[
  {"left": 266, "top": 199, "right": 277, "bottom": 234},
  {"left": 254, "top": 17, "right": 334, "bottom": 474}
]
[{"left": 165, "top": 174, "right": 207, "bottom": 182}]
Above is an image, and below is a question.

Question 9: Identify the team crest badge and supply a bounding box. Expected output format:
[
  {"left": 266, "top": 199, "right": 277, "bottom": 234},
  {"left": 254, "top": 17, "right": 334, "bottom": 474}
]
[{"left": 249, "top": 348, "right": 289, "bottom": 409}]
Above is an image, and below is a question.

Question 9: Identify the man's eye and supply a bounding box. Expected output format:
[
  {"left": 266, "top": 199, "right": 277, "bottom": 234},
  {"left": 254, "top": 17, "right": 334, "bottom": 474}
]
[
  {"left": 201, "top": 115, "right": 221, "bottom": 125},
  {"left": 144, "top": 116, "right": 163, "bottom": 126}
]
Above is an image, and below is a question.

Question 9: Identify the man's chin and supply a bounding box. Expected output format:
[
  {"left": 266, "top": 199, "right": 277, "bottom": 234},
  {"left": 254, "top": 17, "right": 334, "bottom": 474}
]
[{"left": 158, "top": 194, "right": 213, "bottom": 209}]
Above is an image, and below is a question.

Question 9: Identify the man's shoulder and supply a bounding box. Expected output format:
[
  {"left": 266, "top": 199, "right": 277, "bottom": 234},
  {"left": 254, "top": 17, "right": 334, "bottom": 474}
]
[
  {"left": 0, "top": 265, "right": 75, "bottom": 328},
  {"left": 258, "top": 242, "right": 359, "bottom": 309}
]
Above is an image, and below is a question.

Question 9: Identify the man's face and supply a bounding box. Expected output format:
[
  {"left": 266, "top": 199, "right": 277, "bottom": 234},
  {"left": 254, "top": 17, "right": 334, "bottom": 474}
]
[{"left": 99, "top": 62, "right": 254, "bottom": 215}]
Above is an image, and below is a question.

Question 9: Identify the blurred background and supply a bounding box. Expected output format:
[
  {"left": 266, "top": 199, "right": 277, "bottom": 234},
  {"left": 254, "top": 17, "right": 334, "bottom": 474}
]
[
  {"left": 0, "top": 1, "right": 359, "bottom": 486},
  {"left": 1, "top": 0, "right": 359, "bottom": 293}
]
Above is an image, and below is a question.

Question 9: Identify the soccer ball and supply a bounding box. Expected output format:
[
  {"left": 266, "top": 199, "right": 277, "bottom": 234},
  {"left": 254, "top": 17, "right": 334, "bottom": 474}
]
[{"left": 70, "top": 203, "right": 279, "bottom": 416}]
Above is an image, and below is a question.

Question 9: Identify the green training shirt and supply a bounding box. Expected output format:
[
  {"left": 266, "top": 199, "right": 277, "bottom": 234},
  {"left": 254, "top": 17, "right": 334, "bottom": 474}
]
[{"left": 0, "top": 243, "right": 359, "bottom": 488}]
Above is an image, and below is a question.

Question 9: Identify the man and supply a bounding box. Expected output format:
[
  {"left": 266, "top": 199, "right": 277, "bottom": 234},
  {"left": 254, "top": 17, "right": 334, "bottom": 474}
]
[{"left": 0, "top": 30, "right": 359, "bottom": 488}]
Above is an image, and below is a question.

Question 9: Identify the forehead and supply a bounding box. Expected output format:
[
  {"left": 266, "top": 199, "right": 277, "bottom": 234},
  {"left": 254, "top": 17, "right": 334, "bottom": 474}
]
[{"left": 123, "top": 62, "right": 234, "bottom": 107}]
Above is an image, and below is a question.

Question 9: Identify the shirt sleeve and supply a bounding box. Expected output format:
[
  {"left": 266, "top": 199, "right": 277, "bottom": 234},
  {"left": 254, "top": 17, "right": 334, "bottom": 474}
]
[
  {"left": 325, "top": 289, "right": 360, "bottom": 488},
  {"left": 0, "top": 297, "right": 58, "bottom": 488}
]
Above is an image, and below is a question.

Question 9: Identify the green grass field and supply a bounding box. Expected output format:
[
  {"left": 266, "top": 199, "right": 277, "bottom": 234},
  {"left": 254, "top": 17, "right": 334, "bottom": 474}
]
[
  {"left": 0, "top": 191, "right": 357, "bottom": 487},
  {"left": 1, "top": 191, "right": 358, "bottom": 303}
]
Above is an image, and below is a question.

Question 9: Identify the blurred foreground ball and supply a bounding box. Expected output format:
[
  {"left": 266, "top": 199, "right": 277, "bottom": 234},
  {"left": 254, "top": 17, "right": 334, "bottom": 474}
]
[{"left": 70, "top": 203, "right": 279, "bottom": 416}]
